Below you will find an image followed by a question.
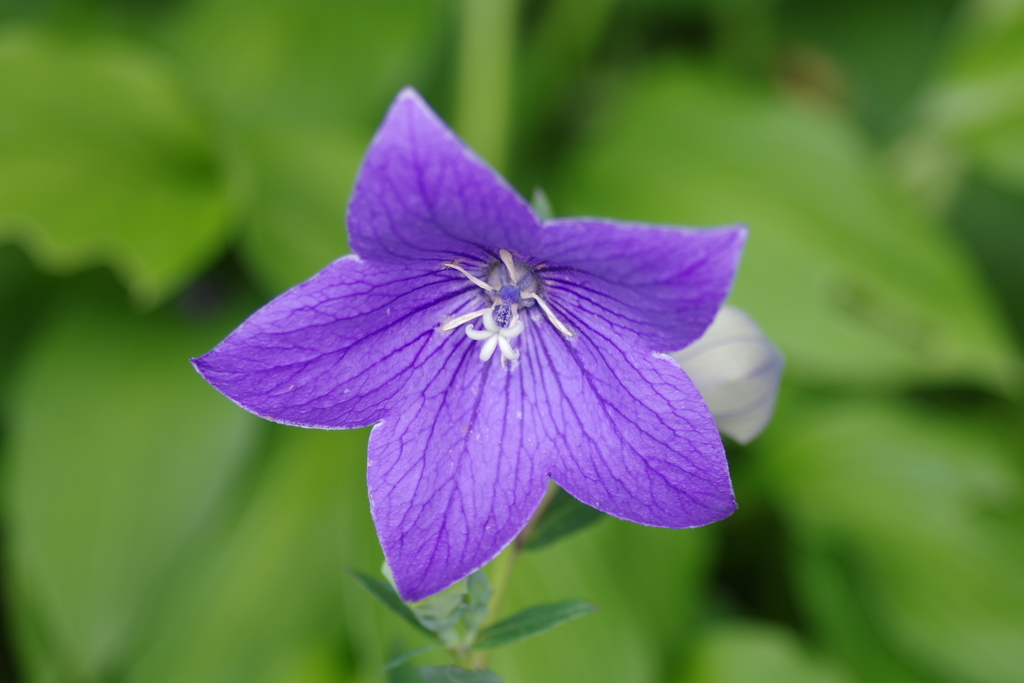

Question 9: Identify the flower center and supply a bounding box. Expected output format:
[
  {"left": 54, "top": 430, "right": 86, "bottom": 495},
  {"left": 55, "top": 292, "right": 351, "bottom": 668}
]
[{"left": 441, "top": 249, "right": 573, "bottom": 362}]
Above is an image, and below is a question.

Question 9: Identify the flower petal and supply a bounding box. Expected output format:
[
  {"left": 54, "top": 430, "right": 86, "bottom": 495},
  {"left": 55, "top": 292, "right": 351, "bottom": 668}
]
[
  {"left": 519, "top": 284, "right": 737, "bottom": 528},
  {"left": 192, "top": 255, "right": 482, "bottom": 429},
  {"left": 348, "top": 88, "right": 540, "bottom": 266},
  {"left": 535, "top": 219, "right": 746, "bottom": 351},
  {"left": 671, "top": 306, "right": 784, "bottom": 444},
  {"left": 368, "top": 337, "right": 550, "bottom": 601}
]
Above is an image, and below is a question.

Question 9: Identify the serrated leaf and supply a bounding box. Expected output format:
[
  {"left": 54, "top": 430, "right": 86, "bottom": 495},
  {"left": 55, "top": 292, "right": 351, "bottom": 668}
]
[
  {"left": 474, "top": 600, "right": 598, "bottom": 650},
  {"left": 556, "top": 64, "right": 1021, "bottom": 392},
  {"left": 522, "top": 488, "right": 606, "bottom": 551},
  {"left": 349, "top": 570, "right": 434, "bottom": 638},
  {"left": 417, "top": 666, "right": 502, "bottom": 683},
  {"left": 0, "top": 28, "right": 231, "bottom": 306}
]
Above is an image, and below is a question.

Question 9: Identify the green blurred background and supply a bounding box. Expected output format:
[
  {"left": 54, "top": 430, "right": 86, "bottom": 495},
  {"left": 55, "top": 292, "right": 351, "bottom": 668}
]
[{"left": 1, "top": 0, "right": 1023, "bottom": 681}]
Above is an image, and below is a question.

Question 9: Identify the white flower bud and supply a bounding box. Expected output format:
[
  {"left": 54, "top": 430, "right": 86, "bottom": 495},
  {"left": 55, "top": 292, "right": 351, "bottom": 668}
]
[{"left": 671, "top": 306, "right": 784, "bottom": 444}]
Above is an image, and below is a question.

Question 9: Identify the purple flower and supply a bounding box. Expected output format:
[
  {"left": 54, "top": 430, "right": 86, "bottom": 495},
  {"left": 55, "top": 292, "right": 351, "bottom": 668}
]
[{"left": 194, "top": 89, "right": 746, "bottom": 601}]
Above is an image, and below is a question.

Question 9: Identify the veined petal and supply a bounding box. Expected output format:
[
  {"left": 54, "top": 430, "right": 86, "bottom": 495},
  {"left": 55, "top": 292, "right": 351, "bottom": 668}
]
[
  {"left": 348, "top": 88, "right": 540, "bottom": 266},
  {"left": 535, "top": 219, "right": 746, "bottom": 352},
  {"left": 369, "top": 335, "right": 550, "bottom": 601},
  {"left": 518, "top": 285, "right": 736, "bottom": 528},
  {"left": 192, "top": 255, "right": 480, "bottom": 429}
]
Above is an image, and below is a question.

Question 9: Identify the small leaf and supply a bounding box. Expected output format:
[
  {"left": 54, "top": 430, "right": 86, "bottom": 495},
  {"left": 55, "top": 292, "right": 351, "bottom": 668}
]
[
  {"left": 417, "top": 666, "right": 502, "bottom": 683},
  {"left": 474, "top": 600, "right": 598, "bottom": 650},
  {"left": 383, "top": 644, "right": 439, "bottom": 672},
  {"left": 347, "top": 569, "right": 434, "bottom": 638},
  {"left": 523, "top": 488, "right": 606, "bottom": 551}
]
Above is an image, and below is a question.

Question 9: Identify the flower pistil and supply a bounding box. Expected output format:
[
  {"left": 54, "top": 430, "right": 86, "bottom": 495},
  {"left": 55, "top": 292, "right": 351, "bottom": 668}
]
[{"left": 441, "top": 249, "right": 574, "bottom": 362}]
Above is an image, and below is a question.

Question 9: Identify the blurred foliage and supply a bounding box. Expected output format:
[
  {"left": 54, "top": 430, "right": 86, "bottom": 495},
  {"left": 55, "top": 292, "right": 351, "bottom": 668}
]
[
  {"left": 163, "top": 0, "right": 453, "bottom": 295},
  {"left": 0, "top": 0, "right": 1022, "bottom": 682},
  {"left": 680, "top": 621, "right": 854, "bottom": 683},
  {"left": 0, "top": 27, "right": 231, "bottom": 306},
  {"left": 555, "top": 63, "right": 1019, "bottom": 391}
]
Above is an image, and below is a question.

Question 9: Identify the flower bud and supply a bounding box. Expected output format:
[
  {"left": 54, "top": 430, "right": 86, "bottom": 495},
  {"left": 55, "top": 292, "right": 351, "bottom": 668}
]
[{"left": 671, "top": 306, "right": 784, "bottom": 444}]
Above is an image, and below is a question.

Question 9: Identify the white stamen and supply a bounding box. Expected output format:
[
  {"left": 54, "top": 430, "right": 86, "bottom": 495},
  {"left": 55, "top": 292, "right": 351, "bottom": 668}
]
[
  {"left": 465, "top": 326, "right": 494, "bottom": 341},
  {"left": 523, "top": 293, "right": 574, "bottom": 338},
  {"left": 464, "top": 309, "right": 524, "bottom": 362},
  {"left": 499, "top": 249, "right": 519, "bottom": 283},
  {"left": 500, "top": 319, "right": 525, "bottom": 338},
  {"left": 441, "top": 307, "right": 489, "bottom": 331},
  {"left": 497, "top": 336, "right": 518, "bottom": 361},
  {"left": 479, "top": 336, "right": 500, "bottom": 362},
  {"left": 443, "top": 251, "right": 575, "bottom": 363},
  {"left": 443, "top": 261, "right": 494, "bottom": 291}
]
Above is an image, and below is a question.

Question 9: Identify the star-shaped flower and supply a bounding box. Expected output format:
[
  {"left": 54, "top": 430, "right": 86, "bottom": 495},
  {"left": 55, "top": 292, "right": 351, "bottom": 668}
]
[{"left": 193, "top": 88, "right": 746, "bottom": 601}]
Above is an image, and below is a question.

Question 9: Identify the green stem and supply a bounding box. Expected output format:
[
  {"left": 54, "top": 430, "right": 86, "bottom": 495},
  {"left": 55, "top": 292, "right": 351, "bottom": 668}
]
[
  {"left": 454, "top": 0, "right": 519, "bottom": 172},
  {"left": 470, "top": 480, "right": 559, "bottom": 668}
]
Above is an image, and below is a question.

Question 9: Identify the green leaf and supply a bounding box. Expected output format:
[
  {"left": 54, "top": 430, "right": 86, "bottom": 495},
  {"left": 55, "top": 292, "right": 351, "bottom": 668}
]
[
  {"left": 383, "top": 644, "right": 440, "bottom": 672},
  {"left": 237, "top": 130, "right": 366, "bottom": 294},
  {"left": 122, "top": 425, "right": 383, "bottom": 683},
  {"left": 485, "top": 517, "right": 712, "bottom": 681},
  {"left": 951, "top": 176, "right": 1024, "bottom": 341},
  {"left": 0, "top": 28, "right": 231, "bottom": 306},
  {"left": 0, "top": 245, "right": 53, "bottom": 407},
  {"left": 682, "top": 621, "right": 855, "bottom": 683},
  {"left": 761, "top": 396, "right": 1024, "bottom": 683},
  {"left": 417, "top": 666, "right": 502, "bottom": 683},
  {"left": 912, "top": 0, "right": 1024, "bottom": 192},
  {"left": 777, "top": 0, "right": 956, "bottom": 138},
  {"left": 522, "top": 488, "right": 606, "bottom": 551},
  {"left": 4, "top": 277, "right": 259, "bottom": 681},
  {"left": 556, "top": 64, "right": 1022, "bottom": 392},
  {"left": 474, "top": 600, "right": 597, "bottom": 650},
  {"left": 349, "top": 570, "right": 435, "bottom": 638},
  {"left": 788, "top": 544, "right": 935, "bottom": 683},
  {"left": 166, "top": 0, "right": 449, "bottom": 294}
]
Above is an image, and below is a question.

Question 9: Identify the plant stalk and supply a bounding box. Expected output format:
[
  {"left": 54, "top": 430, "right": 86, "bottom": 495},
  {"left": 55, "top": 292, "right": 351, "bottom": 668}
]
[
  {"left": 454, "top": 0, "right": 519, "bottom": 172},
  {"left": 470, "top": 480, "right": 559, "bottom": 668}
]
